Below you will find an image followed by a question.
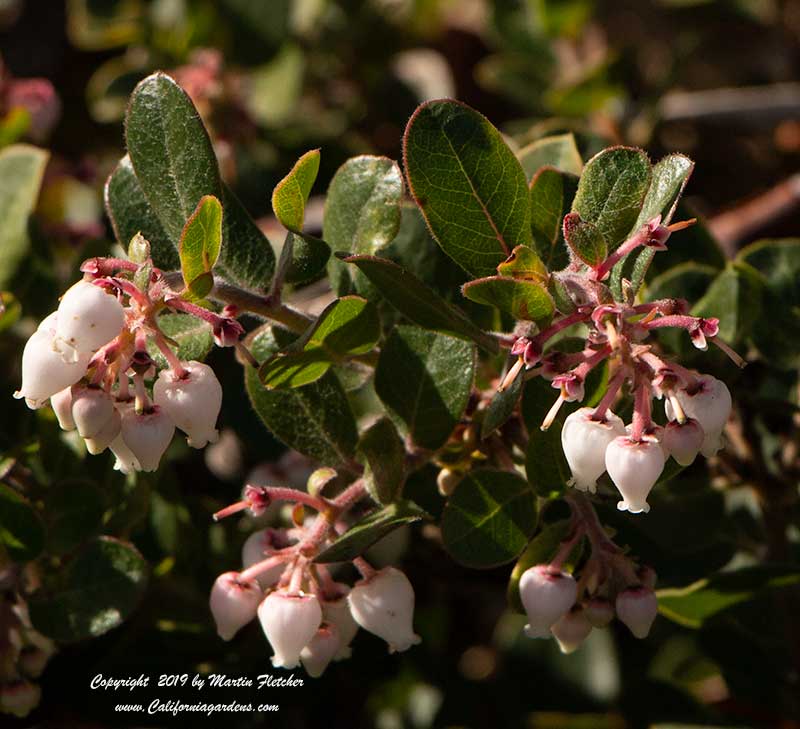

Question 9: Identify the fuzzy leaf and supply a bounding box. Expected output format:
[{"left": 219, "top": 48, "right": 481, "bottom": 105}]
[
  {"left": 358, "top": 417, "right": 406, "bottom": 505},
  {"left": 284, "top": 232, "right": 331, "bottom": 285},
  {"left": 404, "top": 99, "right": 532, "bottom": 277},
  {"left": 518, "top": 133, "right": 583, "bottom": 178},
  {"left": 147, "top": 313, "right": 213, "bottom": 368},
  {"left": 246, "top": 325, "right": 358, "bottom": 465},
  {"left": 343, "top": 254, "right": 499, "bottom": 353},
  {"left": 529, "top": 166, "right": 577, "bottom": 272},
  {"left": 314, "top": 500, "right": 429, "bottom": 563},
  {"left": 441, "top": 469, "right": 538, "bottom": 569},
  {"left": 271, "top": 148, "right": 320, "bottom": 232},
  {"left": 462, "top": 276, "right": 555, "bottom": 326},
  {"left": 562, "top": 212, "right": 608, "bottom": 268},
  {"left": 375, "top": 326, "right": 475, "bottom": 450},
  {"left": 481, "top": 370, "right": 523, "bottom": 439},
  {"left": 29, "top": 537, "right": 148, "bottom": 642},
  {"left": 0, "top": 144, "right": 49, "bottom": 287},
  {"left": 179, "top": 194, "right": 223, "bottom": 297},
  {"left": 572, "top": 146, "right": 652, "bottom": 250},
  {"left": 496, "top": 245, "right": 548, "bottom": 282}
]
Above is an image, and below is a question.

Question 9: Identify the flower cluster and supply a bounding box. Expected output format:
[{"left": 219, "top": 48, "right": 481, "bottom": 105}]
[
  {"left": 503, "top": 216, "right": 739, "bottom": 515},
  {"left": 14, "top": 245, "right": 243, "bottom": 473},
  {"left": 210, "top": 479, "right": 420, "bottom": 677}
]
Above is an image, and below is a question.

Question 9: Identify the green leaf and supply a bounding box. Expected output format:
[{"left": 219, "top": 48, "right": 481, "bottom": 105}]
[
  {"left": 571, "top": 146, "right": 652, "bottom": 250},
  {"left": 29, "top": 537, "right": 148, "bottom": 642},
  {"left": 517, "top": 133, "right": 583, "bottom": 178},
  {"left": 496, "top": 245, "right": 548, "bottom": 282},
  {"left": 358, "top": 417, "right": 406, "bottom": 505},
  {"left": 284, "top": 232, "right": 331, "bottom": 285},
  {"left": 529, "top": 166, "right": 577, "bottom": 272},
  {"left": 246, "top": 325, "right": 358, "bottom": 465},
  {"left": 523, "top": 378, "right": 571, "bottom": 497},
  {"left": 441, "top": 469, "right": 538, "bottom": 569},
  {"left": 343, "top": 254, "right": 499, "bottom": 354},
  {"left": 259, "top": 296, "right": 380, "bottom": 389},
  {"left": 562, "top": 212, "right": 608, "bottom": 268},
  {"left": 44, "top": 480, "right": 104, "bottom": 555},
  {"left": 147, "top": 313, "right": 213, "bottom": 368},
  {"left": 314, "top": 500, "right": 429, "bottom": 563},
  {"left": 125, "top": 73, "right": 274, "bottom": 287},
  {"left": 738, "top": 238, "right": 800, "bottom": 308},
  {"left": 0, "top": 483, "right": 45, "bottom": 563},
  {"left": 507, "top": 519, "right": 573, "bottom": 612},
  {"left": 105, "top": 155, "right": 179, "bottom": 270},
  {"left": 481, "top": 369, "right": 522, "bottom": 439},
  {"left": 179, "top": 194, "right": 223, "bottom": 297},
  {"left": 691, "top": 262, "right": 764, "bottom": 344},
  {"left": 323, "top": 155, "right": 404, "bottom": 256},
  {"left": 0, "top": 144, "right": 48, "bottom": 287},
  {"left": 403, "top": 99, "right": 532, "bottom": 277},
  {"left": 462, "top": 276, "right": 555, "bottom": 326},
  {"left": 658, "top": 564, "right": 800, "bottom": 629},
  {"left": 271, "top": 148, "right": 320, "bottom": 232},
  {"left": 374, "top": 326, "right": 475, "bottom": 451}
]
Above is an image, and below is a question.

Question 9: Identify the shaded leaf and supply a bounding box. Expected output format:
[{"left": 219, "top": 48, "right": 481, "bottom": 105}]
[
  {"left": 374, "top": 326, "right": 475, "bottom": 450},
  {"left": 314, "top": 500, "right": 429, "bottom": 563},
  {"left": 404, "top": 99, "right": 532, "bottom": 277},
  {"left": 44, "top": 480, "right": 104, "bottom": 555},
  {"left": 271, "top": 148, "right": 320, "bottom": 232},
  {"left": 481, "top": 369, "right": 522, "bottom": 439},
  {"left": 0, "top": 483, "right": 45, "bottom": 563},
  {"left": 517, "top": 133, "right": 583, "bottom": 178},
  {"left": 358, "top": 417, "right": 406, "bottom": 505},
  {"left": 523, "top": 378, "right": 571, "bottom": 497},
  {"left": 441, "top": 469, "right": 538, "bottom": 569},
  {"left": 529, "top": 166, "right": 577, "bottom": 272},
  {"left": 462, "top": 276, "right": 555, "bottom": 326},
  {"left": 29, "top": 537, "right": 148, "bottom": 642},
  {"left": 284, "top": 232, "right": 330, "bottom": 285},
  {"left": 344, "top": 254, "right": 499, "bottom": 353}
]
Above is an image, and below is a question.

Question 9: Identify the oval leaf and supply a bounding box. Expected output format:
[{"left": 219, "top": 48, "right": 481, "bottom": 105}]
[
  {"left": 180, "top": 194, "right": 222, "bottom": 294},
  {"left": 441, "top": 469, "right": 538, "bottom": 569},
  {"left": 529, "top": 166, "right": 578, "bottom": 272},
  {"left": 147, "top": 313, "right": 213, "bottom": 368},
  {"left": 462, "top": 276, "right": 555, "bottom": 326},
  {"left": 518, "top": 133, "right": 583, "bottom": 179},
  {"left": 272, "top": 148, "right": 320, "bottom": 232},
  {"left": 562, "top": 212, "right": 607, "bottom": 268},
  {"left": 358, "top": 417, "right": 406, "bottom": 505},
  {"left": 496, "top": 245, "right": 548, "bottom": 282},
  {"left": 404, "top": 99, "right": 532, "bottom": 277}
]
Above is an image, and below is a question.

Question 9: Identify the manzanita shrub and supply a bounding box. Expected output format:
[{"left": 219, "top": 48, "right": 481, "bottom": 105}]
[{"left": 3, "top": 70, "right": 800, "bottom": 718}]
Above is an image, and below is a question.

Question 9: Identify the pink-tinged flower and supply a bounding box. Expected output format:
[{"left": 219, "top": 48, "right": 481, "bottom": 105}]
[
  {"left": 258, "top": 591, "right": 322, "bottom": 669},
  {"left": 665, "top": 375, "right": 731, "bottom": 457},
  {"left": 241, "top": 529, "right": 289, "bottom": 589},
  {"left": 551, "top": 608, "right": 592, "bottom": 654},
  {"left": 70, "top": 385, "right": 115, "bottom": 439},
  {"left": 209, "top": 572, "right": 262, "bottom": 641},
  {"left": 584, "top": 597, "right": 615, "bottom": 628},
  {"left": 322, "top": 592, "right": 360, "bottom": 661},
  {"left": 561, "top": 408, "right": 625, "bottom": 493},
  {"left": 300, "top": 624, "right": 340, "bottom": 678},
  {"left": 662, "top": 418, "right": 705, "bottom": 466},
  {"left": 615, "top": 586, "right": 658, "bottom": 639},
  {"left": 50, "top": 386, "right": 75, "bottom": 430},
  {"left": 519, "top": 564, "right": 577, "bottom": 638},
  {"left": 119, "top": 405, "right": 175, "bottom": 472},
  {"left": 605, "top": 437, "right": 665, "bottom": 514}
]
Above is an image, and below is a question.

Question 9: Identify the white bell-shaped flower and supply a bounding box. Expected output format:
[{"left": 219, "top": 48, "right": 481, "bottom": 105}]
[
  {"left": 583, "top": 597, "right": 615, "bottom": 627},
  {"left": 71, "top": 386, "right": 115, "bottom": 439},
  {"left": 120, "top": 405, "right": 175, "bottom": 472},
  {"left": 615, "top": 586, "right": 658, "bottom": 639},
  {"left": 561, "top": 408, "right": 625, "bottom": 493},
  {"left": 322, "top": 591, "right": 360, "bottom": 660},
  {"left": 258, "top": 591, "right": 322, "bottom": 669},
  {"left": 551, "top": 607, "right": 592, "bottom": 654},
  {"left": 665, "top": 375, "right": 731, "bottom": 457},
  {"left": 662, "top": 418, "right": 705, "bottom": 466},
  {"left": 519, "top": 564, "right": 577, "bottom": 638},
  {"left": 300, "top": 624, "right": 340, "bottom": 677},
  {"left": 605, "top": 436, "right": 665, "bottom": 514},
  {"left": 110, "top": 431, "right": 140, "bottom": 474},
  {"left": 153, "top": 361, "right": 222, "bottom": 448},
  {"left": 348, "top": 567, "right": 421, "bottom": 653},
  {"left": 209, "top": 571, "right": 262, "bottom": 641},
  {"left": 53, "top": 280, "right": 125, "bottom": 362},
  {"left": 241, "top": 529, "right": 286, "bottom": 589},
  {"left": 14, "top": 325, "right": 90, "bottom": 408},
  {"left": 50, "top": 387, "right": 75, "bottom": 430},
  {"left": 84, "top": 406, "right": 121, "bottom": 455}
]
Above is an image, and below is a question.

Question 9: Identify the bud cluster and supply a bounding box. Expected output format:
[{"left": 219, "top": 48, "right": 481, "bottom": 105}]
[
  {"left": 14, "top": 249, "right": 244, "bottom": 473},
  {"left": 210, "top": 478, "right": 420, "bottom": 677}
]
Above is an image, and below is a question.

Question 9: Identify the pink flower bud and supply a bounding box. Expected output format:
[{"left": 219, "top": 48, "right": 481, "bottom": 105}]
[
  {"left": 71, "top": 386, "right": 114, "bottom": 439},
  {"left": 50, "top": 387, "right": 75, "bottom": 430},
  {"left": 348, "top": 567, "right": 421, "bottom": 653},
  {"left": 662, "top": 418, "right": 704, "bottom": 466},
  {"left": 84, "top": 406, "right": 121, "bottom": 455},
  {"left": 584, "top": 597, "right": 615, "bottom": 628},
  {"left": 551, "top": 608, "right": 592, "bottom": 654},
  {"left": 300, "top": 624, "right": 340, "bottom": 677},
  {"left": 153, "top": 361, "right": 222, "bottom": 448},
  {"left": 322, "top": 591, "right": 360, "bottom": 661},
  {"left": 519, "top": 565, "right": 577, "bottom": 638},
  {"left": 605, "top": 436, "right": 665, "bottom": 514},
  {"left": 665, "top": 375, "right": 731, "bottom": 457},
  {"left": 53, "top": 281, "right": 125, "bottom": 362},
  {"left": 14, "top": 324, "right": 90, "bottom": 408},
  {"left": 561, "top": 408, "right": 625, "bottom": 493},
  {"left": 241, "top": 529, "right": 287, "bottom": 589},
  {"left": 120, "top": 405, "right": 175, "bottom": 472},
  {"left": 209, "top": 571, "right": 262, "bottom": 641},
  {"left": 258, "top": 591, "right": 322, "bottom": 669},
  {"left": 615, "top": 586, "right": 658, "bottom": 639},
  {"left": 0, "top": 679, "right": 41, "bottom": 718}
]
